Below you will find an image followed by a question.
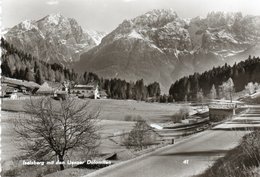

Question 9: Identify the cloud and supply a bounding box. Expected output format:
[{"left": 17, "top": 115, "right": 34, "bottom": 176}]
[{"left": 46, "top": 0, "right": 59, "bottom": 5}]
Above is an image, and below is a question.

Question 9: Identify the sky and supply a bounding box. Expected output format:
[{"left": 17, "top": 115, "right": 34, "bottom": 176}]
[{"left": 2, "top": 0, "right": 260, "bottom": 32}]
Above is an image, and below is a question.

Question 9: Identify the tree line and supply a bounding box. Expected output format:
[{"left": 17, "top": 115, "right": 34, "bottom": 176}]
[
  {"left": 101, "top": 79, "right": 161, "bottom": 100},
  {"left": 1, "top": 38, "right": 161, "bottom": 101},
  {"left": 169, "top": 56, "right": 260, "bottom": 101}
]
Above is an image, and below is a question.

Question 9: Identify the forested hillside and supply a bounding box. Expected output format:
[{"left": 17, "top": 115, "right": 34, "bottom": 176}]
[
  {"left": 169, "top": 56, "right": 260, "bottom": 101},
  {"left": 1, "top": 37, "right": 93, "bottom": 84},
  {"left": 1, "top": 38, "right": 161, "bottom": 100}
]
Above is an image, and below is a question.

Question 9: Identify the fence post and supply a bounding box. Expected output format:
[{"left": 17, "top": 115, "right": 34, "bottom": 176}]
[{"left": 172, "top": 139, "right": 175, "bottom": 144}]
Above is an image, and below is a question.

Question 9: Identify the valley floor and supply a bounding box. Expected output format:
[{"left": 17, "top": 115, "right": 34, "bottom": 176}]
[{"left": 1, "top": 98, "right": 186, "bottom": 177}]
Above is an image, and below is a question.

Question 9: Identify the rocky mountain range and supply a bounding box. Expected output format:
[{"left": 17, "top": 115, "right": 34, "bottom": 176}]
[
  {"left": 4, "top": 13, "right": 106, "bottom": 65},
  {"left": 4, "top": 10, "right": 260, "bottom": 92},
  {"left": 74, "top": 9, "right": 260, "bottom": 92}
]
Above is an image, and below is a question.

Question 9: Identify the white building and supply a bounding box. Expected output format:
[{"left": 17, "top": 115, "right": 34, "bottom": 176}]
[{"left": 72, "top": 83, "right": 100, "bottom": 99}]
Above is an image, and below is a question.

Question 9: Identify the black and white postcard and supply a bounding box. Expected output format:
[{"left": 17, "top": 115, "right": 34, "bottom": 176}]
[{"left": 1, "top": 0, "right": 260, "bottom": 177}]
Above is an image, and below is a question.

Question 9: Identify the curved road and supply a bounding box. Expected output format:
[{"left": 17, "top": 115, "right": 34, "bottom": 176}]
[{"left": 84, "top": 106, "right": 260, "bottom": 177}]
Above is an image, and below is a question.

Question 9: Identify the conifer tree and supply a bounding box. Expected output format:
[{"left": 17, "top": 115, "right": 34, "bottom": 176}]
[{"left": 35, "top": 69, "right": 43, "bottom": 85}]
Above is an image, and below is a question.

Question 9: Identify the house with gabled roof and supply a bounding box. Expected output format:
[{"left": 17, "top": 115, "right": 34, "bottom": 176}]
[
  {"left": 71, "top": 82, "right": 100, "bottom": 99},
  {"left": 1, "top": 77, "right": 40, "bottom": 94},
  {"left": 36, "top": 81, "right": 68, "bottom": 96}
]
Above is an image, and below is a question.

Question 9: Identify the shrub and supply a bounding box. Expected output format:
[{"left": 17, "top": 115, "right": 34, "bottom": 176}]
[{"left": 171, "top": 107, "right": 189, "bottom": 123}]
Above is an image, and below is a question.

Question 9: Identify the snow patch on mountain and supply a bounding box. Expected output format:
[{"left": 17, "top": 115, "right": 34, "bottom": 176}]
[
  {"left": 19, "top": 20, "right": 38, "bottom": 31},
  {"left": 217, "top": 30, "right": 238, "bottom": 44},
  {"left": 183, "top": 18, "right": 191, "bottom": 25},
  {"left": 128, "top": 30, "right": 144, "bottom": 40},
  {"left": 46, "top": 13, "right": 62, "bottom": 25},
  {"left": 150, "top": 43, "right": 164, "bottom": 53},
  {"left": 1, "top": 28, "right": 10, "bottom": 36},
  {"left": 85, "top": 30, "right": 107, "bottom": 45}
]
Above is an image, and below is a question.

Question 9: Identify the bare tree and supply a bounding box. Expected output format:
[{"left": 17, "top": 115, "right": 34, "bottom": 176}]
[
  {"left": 209, "top": 84, "right": 217, "bottom": 99},
  {"left": 122, "top": 119, "right": 154, "bottom": 151},
  {"left": 197, "top": 89, "right": 204, "bottom": 108},
  {"left": 221, "top": 77, "right": 234, "bottom": 103},
  {"left": 14, "top": 97, "right": 100, "bottom": 170},
  {"left": 171, "top": 107, "right": 189, "bottom": 123}
]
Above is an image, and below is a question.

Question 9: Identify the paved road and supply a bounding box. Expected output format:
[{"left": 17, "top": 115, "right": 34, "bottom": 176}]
[{"left": 84, "top": 106, "right": 260, "bottom": 177}]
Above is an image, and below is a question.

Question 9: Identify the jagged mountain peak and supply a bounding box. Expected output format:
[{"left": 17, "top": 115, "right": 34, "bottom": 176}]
[
  {"left": 36, "top": 13, "right": 77, "bottom": 31},
  {"left": 15, "top": 19, "right": 37, "bottom": 31},
  {"left": 46, "top": 12, "right": 63, "bottom": 18},
  {"left": 12, "top": 13, "right": 70, "bottom": 32},
  {"left": 140, "top": 8, "right": 178, "bottom": 21},
  {"left": 204, "top": 11, "right": 243, "bottom": 28},
  {"left": 206, "top": 11, "right": 243, "bottom": 18},
  {"left": 113, "top": 9, "right": 179, "bottom": 32},
  {"left": 40, "top": 13, "right": 65, "bottom": 22},
  {"left": 101, "top": 9, "right": 190, "bottom": 55},
  {"left": 75, "top": 9, "right": 260, "bottom": 92},
  {"left": 4, "top": 14, "right": 106, "bottom": 65},
  {"left": 129, "top": 8, "right": 179, "bottom": 28}
]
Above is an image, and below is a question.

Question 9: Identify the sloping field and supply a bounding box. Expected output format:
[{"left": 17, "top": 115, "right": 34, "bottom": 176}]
[{"left": 2, "top": 98, "right": 183, "bottom": 122}]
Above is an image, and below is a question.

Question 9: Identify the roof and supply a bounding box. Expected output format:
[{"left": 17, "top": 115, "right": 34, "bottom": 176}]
[
  {"left": 74, "top": 83, "right": 98, "bottom": 90},
  {"left": 1, "top": 84, "right": 16, "bottom": 94},
  {"left": 36, "top": 82, "right": 55, "bottom": 94},
  {"left": 2, "top": 77, "right": 40, "bottom": 89},
  {"left": 44, "top": 81, "right": 63, "bottom": 90},
  {"left": 20, "top": 86, "right": 27, "bottom": 90},
  {"left": 100, "top": 90, "right": 108, "bottom": 96},
  {"left": 36, "top": 81, "right": 69, "bottom": 95},
  {"left": 209, "top": 103, "right": 236, "bottom": 109},
  {"left": 74, "top": 84, "right": 93, "bottom": 88}
]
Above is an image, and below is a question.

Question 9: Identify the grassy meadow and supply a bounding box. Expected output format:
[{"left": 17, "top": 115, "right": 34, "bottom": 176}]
[
  {"left": 1, "top": 98, "right": 185, "bottom": 177},
  {"left": 2, "top": 98, "right": 184, "bottom": 122}
]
